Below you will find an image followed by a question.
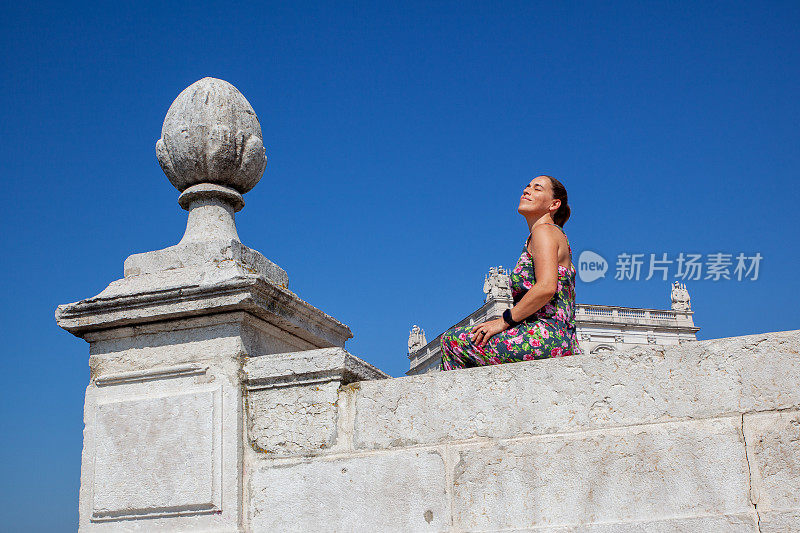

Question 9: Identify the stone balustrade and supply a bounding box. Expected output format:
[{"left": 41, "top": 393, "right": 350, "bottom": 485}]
[{"left": 576, "top": 303, "right": 697, "bottom": 327}]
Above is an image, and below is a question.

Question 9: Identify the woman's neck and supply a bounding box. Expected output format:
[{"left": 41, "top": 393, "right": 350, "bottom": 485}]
[{"left": 525, "top": 213, "right": 556, "bottom": 234}]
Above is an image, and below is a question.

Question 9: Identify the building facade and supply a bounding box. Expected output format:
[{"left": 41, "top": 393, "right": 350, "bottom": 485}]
[{"left": 407, "top": 268, "right": 699, "bottom": 375}]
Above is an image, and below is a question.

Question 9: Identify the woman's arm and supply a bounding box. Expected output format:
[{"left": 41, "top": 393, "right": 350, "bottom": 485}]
[
  {"left": 508, "top": 224, "right": 559, "bottom": 322},
  {"left": 471, "top": 224, "right": 560, "bottom": 346}
]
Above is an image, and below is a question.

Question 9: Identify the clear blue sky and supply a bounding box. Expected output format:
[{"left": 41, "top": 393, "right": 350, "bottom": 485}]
[{"left": 2, "top": 1, "right": 799, "bottom": 529}]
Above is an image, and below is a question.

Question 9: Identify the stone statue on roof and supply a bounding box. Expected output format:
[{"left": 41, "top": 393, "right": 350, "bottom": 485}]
[
  {"left": 671, "top": 281, "right": 691, "bottom": 311},
  {"left": 483, "top": 266, "right": 512, "bottom": 302},
  {"left": 408, "top": 325, "right": 427, "bottom": 354}
]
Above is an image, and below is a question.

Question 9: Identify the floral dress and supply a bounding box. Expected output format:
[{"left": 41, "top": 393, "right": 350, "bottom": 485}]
[{"left": 440, "top": 223, "right": 581, "bottom": 370}]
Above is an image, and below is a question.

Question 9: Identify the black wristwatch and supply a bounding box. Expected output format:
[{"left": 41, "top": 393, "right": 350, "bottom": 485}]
[{"left": 502, "top": 308, "right": 521, "bottom": 327}]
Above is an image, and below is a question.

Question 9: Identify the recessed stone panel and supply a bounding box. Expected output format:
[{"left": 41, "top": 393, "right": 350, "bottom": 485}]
[{"left": 91, "top": 388, "right": 221, "bottom": 521}]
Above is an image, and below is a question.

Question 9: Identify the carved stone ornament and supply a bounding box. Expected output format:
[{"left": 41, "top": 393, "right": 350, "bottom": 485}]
[
  {"left": 56, "top": 77, "right": 352, "bottom": 348},
  {"left": 156, "top": 77, "right": 267, "bottom": 199},
  {"left": 670, "top": 281, "right": 691, "bottom": 312},
  {"left": 408, "top": 325, "right": 427, "bottom": 354},
  {"left": 483, "top": 266, "right": 512, "bottom": 302}
]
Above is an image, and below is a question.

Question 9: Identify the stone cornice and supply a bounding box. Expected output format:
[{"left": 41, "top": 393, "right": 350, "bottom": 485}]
[
  {"left": 244, "top": 347, "right": 389, "bottom": 390},
  {"left": 576, "top": 318, "right": 701, "bottom": 333},
  {"left": 56, "top": 273, "right": 352, "bottom": 348}
]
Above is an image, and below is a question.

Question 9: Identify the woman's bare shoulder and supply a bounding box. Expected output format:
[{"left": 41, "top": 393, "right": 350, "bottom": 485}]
[{"left": 531, "top": 223, "right": 563, "bottom": 241}]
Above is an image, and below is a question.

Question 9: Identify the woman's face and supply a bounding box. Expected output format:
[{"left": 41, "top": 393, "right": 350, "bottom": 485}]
[{"left": 518, "top": 175, "right": 558, "bottom": 216}]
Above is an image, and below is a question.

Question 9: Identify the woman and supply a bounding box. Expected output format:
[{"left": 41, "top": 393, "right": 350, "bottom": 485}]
[{"left": 440, "top": 175, "right": 580, "bottom": 370}]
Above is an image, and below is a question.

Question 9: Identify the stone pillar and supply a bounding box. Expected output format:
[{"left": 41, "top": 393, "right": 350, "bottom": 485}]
[{"left": 56, "top": 78, "right": 370, "bottom": 532}]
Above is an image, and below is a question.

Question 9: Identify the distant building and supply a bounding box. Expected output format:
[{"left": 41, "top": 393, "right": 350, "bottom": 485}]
[{"left": 407, "top": 269, "right": 699, "bottom": 375}]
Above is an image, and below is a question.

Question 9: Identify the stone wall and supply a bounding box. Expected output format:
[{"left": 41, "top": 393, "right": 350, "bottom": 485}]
[
  {"left": 245, "top": 329, "right": 800, "bottom": 532},
  {"left": 56, "top": 78, "right": 799, "bottom": 532}
]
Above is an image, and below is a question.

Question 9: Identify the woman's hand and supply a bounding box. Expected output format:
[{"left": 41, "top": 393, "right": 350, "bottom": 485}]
[{"left": 470, "top": 318, "right": 509, "bottom": 347}]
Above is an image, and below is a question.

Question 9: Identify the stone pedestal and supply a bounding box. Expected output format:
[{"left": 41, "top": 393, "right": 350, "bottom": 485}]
[{"left": 55, "top": 78, "right": 383, "bottom": 532}]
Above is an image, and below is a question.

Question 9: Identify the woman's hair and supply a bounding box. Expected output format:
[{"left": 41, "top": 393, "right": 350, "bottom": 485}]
[{"left": 544, "top": 175, "right": 571, "bottom": 227}]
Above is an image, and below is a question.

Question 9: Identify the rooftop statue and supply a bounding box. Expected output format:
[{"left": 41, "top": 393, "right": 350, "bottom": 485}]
[
  {"left": 671, "top": 281, "right": 691, "bottom": 312},
  {"left": 408, "top": 325, "right": 427, "bottom": 354},
  {"left": 483, "top": 265, "right": 512, "bottom": 302}
]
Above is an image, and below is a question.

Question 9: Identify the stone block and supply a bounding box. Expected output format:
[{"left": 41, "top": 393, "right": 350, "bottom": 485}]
[
  {"left": 759, "top": 510, "right": 800, "bottom": 532},
  {"left": 450, "top": 417, "right": 751, "bottom": 531},
  {"left": 245, "top": 348, "right": 388, "bottom": 456},
  {"left": 92, "top": 389, "right": 221, "bottom": 520},
  {"left": 513, "top": 513, "right": 757, "bottom": 532},
  {"left": 244, "top": 347, "right": 388, "bottom": 384},
  {"left": 353, "top": 330, "right": 800, "bottom": 450},
  {"left": 249, "top": 450, "right": 448, "bottom": 532},
  {"left": 744, "top": 410, "right": 800, "bottom": 512},
  {"left": 247, "top": 381, "right": 341, "bottom": 455}
]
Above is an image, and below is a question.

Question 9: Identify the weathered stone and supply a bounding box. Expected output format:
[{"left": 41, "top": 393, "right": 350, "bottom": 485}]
[
  {"left": 249, "top": 450, "right": 449, "bottom": 532},
  {"left": 56, "top": 266, "right": 351, "bottom": 349},
  {"left": 759, "top": 510, "right": 800, "bottom": 532},
  {"left": 244, "top": 348, "right": 388, "bottom": 456},
  {"left": 92, "top": 389, "right": 220, "bottom": 520},
  {"left": 79, "top": 361, "right": 241, "bottom": 532},
  {"left": 247, "top": 381, "right": 341, "bottom": 455},
  {"left": 57, "top": 77, "right": 358, "bottom": 532},
  {"left": 244, "top": 347, "right": 388, "bottom": 386},
  {"left": 450, "top": 417, "right": 751, "bottom": 531},
  {"left": 57, "top": 74, "right": 800, "bottom": 532},
  {"left": 156, "top": 77, "right": 267, "bottom": 194},
  {"left": 507, "top": 514, "right": 757, "bottom": 532},
  {"left": 353, "top": 330, "right": 800, "bottom": 450},
  {"left": 744, "top": 410, "right": 800, "bottom": 512}
]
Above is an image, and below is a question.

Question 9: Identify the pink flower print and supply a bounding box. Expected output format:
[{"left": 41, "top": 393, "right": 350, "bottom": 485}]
[
  {"left": 523, "top": 281, "right": 532, "bottom": 289},
  {"left": 521, "top": 270, "right": 529, "bottom": 279},
  {"left": 557, "top": 282, "right": 563, "bottom": 291},
  {"left": 523, "top": 353, "right": 535, "bottom": 361},
  {"left": 556, "top": 309, "right": 567, "bottom": 321},
  {"left": 543, "top": 304, "right": 555, "bottom": 314},
  {"left": 531, "top": 338, "right": 541, "bottom": 347},
  {"left": 551, "top": 347, "right": 563, "bottom": 357},
  {"left": 458, "top": 332, "right": 467, "bottom": 341},
  {"left": 539, "top": 327, "right": 549, "bottom": 339}
]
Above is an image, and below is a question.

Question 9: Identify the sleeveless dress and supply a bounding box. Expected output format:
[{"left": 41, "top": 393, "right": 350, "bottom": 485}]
[{"left": 440, "top": 223, "right": 581, "bottom": 370}]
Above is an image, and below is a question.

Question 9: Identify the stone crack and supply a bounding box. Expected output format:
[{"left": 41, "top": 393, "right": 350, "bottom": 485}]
[{"left": 741, "top": 413, "right": 762, "bottom": 533}]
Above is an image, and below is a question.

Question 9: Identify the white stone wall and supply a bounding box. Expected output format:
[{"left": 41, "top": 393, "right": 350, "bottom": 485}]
[
  {"left": 57, "top": 78, "right": 795, "bottom": 532},
  {"left": 247, "top": 329, "right": 800, "bottom": 532}
]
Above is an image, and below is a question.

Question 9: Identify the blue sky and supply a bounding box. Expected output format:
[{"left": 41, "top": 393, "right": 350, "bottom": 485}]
[{"left": 2, "top": 1, "right": 799, "bottom": 529}]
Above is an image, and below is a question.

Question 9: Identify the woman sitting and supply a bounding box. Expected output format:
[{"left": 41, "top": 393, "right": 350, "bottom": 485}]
[{"left": 440, "top": 175, "right": 580, "bottom": 370}]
